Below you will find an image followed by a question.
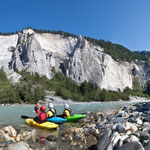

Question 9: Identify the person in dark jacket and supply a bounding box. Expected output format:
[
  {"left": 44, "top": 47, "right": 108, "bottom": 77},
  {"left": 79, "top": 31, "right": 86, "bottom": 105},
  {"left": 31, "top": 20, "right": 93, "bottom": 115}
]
[
  {"left": 63, "top": 104, "right": 71, "bottom": 118},
  {"left": 34, "top": 104, "right": 47, "bottom": 123},
  {"left": 47, "top": 103, "right": 57, "bottom": 118}
]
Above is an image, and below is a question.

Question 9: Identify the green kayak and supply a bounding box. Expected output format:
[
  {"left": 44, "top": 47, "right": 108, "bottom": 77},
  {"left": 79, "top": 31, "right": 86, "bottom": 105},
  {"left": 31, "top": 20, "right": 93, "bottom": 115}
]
[{"left": 66, "top": 114, "right": 86, "bottom": 122}]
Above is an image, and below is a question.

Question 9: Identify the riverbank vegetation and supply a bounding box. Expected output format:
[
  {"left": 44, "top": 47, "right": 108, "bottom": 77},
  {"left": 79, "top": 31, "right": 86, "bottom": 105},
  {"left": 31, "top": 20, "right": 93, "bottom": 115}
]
[
  {"left": 0, "top": 68, "right": 45, "bottom": 104},
  {"left": 0, "top": 68, "right": 149, "bottom": 104}
]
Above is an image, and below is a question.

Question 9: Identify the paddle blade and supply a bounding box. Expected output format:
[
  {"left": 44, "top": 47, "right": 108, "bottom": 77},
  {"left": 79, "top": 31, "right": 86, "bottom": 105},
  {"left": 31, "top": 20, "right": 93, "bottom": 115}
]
[
  {"left": 57, "top": 114, "right": 64, "bottom": 118},
  {"left": 21, "top": 115, "right": 33, "bottom": 119}
]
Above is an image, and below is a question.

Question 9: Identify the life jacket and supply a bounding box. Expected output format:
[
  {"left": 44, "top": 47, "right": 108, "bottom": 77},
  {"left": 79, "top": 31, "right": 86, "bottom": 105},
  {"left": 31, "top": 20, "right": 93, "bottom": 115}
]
[
  {"left": 47, "top": 108, "right": 56, "bottom": 118},
  {"left": 63, "top": 109, "right": 71, "bottom": 118},
  {"left": 34, "top": 106, "right": 47, "bottom": 123}
]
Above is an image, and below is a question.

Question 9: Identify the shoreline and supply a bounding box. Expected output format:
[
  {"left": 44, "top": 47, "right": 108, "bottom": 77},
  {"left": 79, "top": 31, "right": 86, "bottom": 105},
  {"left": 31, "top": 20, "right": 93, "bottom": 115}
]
[{"left": 0, "top": 96, "right": 149, "bottom": 106}]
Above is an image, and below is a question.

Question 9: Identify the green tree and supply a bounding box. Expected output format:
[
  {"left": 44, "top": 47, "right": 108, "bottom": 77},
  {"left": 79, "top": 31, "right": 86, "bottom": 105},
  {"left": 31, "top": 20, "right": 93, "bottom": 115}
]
[
  {"left": 145, "top": 80, "right": 150, "bottom": 96},
  {"left": 133, "top": 77, "right": 141, "bottom": 91}
]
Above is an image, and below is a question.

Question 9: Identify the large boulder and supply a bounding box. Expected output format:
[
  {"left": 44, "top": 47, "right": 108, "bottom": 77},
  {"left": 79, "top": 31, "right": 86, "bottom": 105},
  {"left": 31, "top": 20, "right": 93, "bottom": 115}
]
[
  {"left": 46, "top": 135, "right": 58, "bottom": 142},
  {"left": 118, "top": 141, "right": 145, "bottom": 150},
  {"left": 1, "top": 126, "right": 17, "bottom": 139},
  {"left": 125, "top": 122, "right": 138, "bottom": 132},
  {"left": 145, "top": 140, "right": 150, "bottom": 150},
  {"left": 0, "top": 140, "right": 15, "bottom": 148},
  {"left": 85, "top": 134, "right": 97, "bottom": 149},
  {"left": 97, "top": 128, "right": 112, "bottom": 150},
  {"left": 8, "top": 141, "right": 31, "bottom": 150}
]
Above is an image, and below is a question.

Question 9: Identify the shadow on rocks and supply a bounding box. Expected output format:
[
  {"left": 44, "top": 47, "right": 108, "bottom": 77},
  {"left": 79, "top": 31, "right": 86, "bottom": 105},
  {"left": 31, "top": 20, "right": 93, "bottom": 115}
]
[{"left": 88, "top": 144, "right": 97, "bottom": 150}]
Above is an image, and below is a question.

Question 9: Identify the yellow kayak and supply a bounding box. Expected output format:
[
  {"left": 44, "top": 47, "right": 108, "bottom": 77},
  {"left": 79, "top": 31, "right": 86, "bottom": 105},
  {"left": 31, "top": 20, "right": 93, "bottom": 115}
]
[{"left": 26, "top": 118, "right": 58, "bottom": 130}]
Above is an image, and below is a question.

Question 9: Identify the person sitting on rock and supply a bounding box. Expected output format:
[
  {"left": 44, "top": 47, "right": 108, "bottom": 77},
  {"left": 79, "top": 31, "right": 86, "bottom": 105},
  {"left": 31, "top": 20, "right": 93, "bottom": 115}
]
[
  {"left": 47, "top": 103, "right": 57, "bottom": 118},
  {"left": 34, "top": 104, "right": 47, "bottom": 123},
  {"left": 63, "top": 104, "right": 71, "bottom": 118}
]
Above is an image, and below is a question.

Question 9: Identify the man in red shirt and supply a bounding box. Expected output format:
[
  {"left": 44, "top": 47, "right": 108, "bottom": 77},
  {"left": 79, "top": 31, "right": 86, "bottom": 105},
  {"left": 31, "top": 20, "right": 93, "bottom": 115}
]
[{"left": 34, "top": 104, "right": 47, "bottom": 123}]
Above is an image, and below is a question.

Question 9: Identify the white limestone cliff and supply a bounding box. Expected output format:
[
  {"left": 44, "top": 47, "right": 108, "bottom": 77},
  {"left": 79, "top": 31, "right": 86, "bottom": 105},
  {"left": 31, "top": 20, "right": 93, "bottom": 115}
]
[
  {"left": 0, "top": 34, "right": 18, "bottom": 69},
  {"left": 66, "top": 36, "right": 133, "bottom": 91},
  {"left": 0, "top": 29, "right": 145, "bottom": 91}
]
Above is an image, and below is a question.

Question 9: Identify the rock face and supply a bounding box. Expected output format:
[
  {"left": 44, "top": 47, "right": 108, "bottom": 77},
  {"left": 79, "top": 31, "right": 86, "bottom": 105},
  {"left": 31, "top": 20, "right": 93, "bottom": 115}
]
[
  {"left": 66, "top": 36, "right": 133, "bottom": 91},
  {"left": 0, "top": 28, "right": 147, "bottom": 91}
]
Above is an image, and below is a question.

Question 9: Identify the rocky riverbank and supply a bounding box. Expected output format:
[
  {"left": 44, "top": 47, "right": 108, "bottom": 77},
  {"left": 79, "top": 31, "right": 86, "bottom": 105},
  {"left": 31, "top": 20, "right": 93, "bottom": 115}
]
[
  {"left": 61, "top": 102, "right": 150, "bottom": 150},
  {"left": 1, "top": 102, "right": 150, "bottom": 150}
]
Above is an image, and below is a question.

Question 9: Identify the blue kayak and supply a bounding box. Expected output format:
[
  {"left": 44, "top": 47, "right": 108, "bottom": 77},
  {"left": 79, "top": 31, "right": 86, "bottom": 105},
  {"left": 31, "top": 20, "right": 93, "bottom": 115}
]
[{"left": 47, "top": 117, "right": 66, "bottom": 124}]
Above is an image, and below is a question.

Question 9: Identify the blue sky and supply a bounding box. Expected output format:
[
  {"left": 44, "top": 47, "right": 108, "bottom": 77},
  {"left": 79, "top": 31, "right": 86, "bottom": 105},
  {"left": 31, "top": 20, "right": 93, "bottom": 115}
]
[{"left": 0, "top": 0, "right": 150, "bottom": 51}]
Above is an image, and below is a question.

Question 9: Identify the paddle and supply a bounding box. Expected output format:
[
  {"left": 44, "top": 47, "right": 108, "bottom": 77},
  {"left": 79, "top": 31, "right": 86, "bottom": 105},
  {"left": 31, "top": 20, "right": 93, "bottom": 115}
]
[
  {"left": 21, "top": 115, "right": 33, "bottom": 119},
  {"left": 56, "top": 114, "right": 64, "bottom": 118}
]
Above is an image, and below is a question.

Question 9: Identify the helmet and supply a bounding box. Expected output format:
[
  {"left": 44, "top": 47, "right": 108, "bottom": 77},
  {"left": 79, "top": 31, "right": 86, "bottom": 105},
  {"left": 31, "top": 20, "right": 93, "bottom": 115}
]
[
  {"left": 64, "top": 104, "right": 69, "bottom": 109},
  {"left": 48, "top": 103, "right": 53, "bottom": 109},
  {"left": 40, "top": 105, "right": 46, "bottom": 111}
]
